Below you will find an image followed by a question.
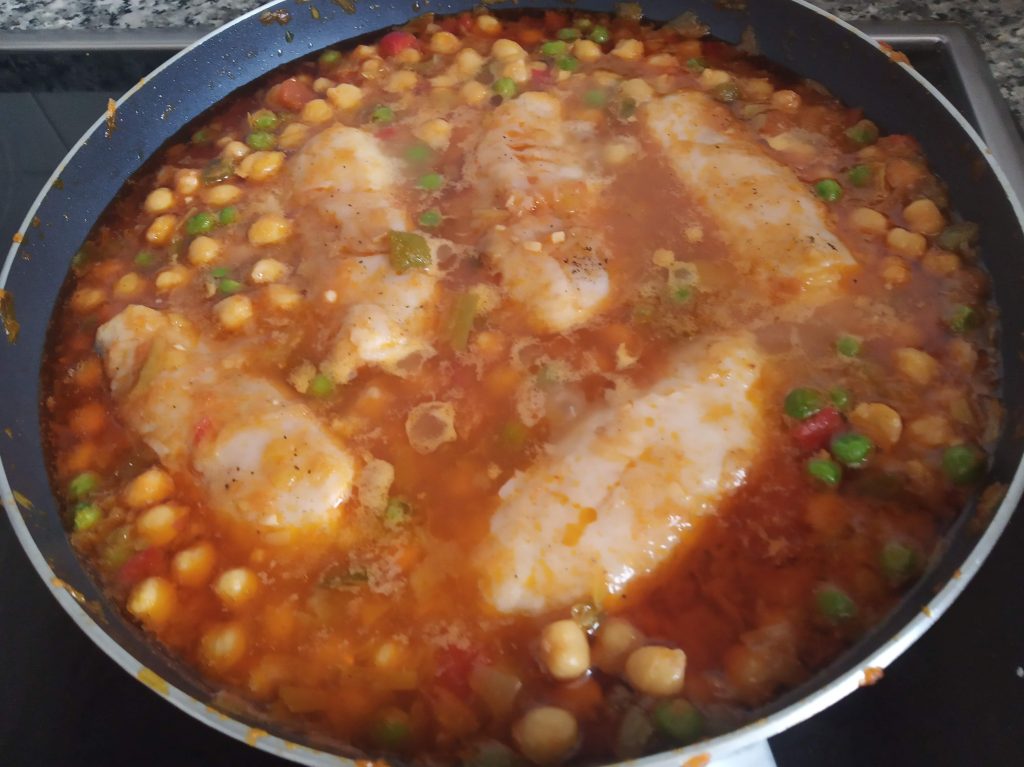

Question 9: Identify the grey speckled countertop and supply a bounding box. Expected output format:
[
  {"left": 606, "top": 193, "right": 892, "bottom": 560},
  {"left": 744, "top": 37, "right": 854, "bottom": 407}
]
[{"left": 4, "top": 0, "right": 1024, "bottom": 119}]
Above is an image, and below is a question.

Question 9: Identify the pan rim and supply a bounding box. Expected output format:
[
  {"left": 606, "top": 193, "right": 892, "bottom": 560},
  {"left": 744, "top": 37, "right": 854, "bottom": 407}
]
[{"left": 2, "top": 1, "right": 1023, "bottom": 764}]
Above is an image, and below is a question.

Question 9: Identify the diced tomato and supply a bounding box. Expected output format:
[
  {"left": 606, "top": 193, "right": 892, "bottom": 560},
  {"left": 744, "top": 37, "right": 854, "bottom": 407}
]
[
  {"left": 268, "top": 77, "right": 316, "bottom": 111},
  {"left": 192, "top": 415, "right": 213, "bottom": 445},
  {"left": 118, "top": 547, "right": 167, "bottom": 587},
  {"left": 531, "top": 66, "right": 555, "bottom": 86},
  {"left": 378, "top": 30, "right": 418, "bottom": 58},
  {"left": 435, "top": 646, "right": 481, "bottom": 696},
  {"left": 456, "top": 13, "right": 475, "bottom": 34},
  {"left": 543, "top": 10, "right": 568, "bottom": 30},
  {"left": 791, "top": 407, "right": 844, "bottom": 452},
  {"left": 375, "top": 126, "right": 397, "bottom": 141}
]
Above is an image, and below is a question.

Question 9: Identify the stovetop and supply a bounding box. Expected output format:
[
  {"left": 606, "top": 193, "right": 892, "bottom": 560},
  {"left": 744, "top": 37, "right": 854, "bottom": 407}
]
[{"left": 1, "top": 22, "right": 1023, "bottom": 767}]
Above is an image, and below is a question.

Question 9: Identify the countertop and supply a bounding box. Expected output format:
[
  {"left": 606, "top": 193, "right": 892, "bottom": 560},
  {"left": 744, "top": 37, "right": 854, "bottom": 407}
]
[{"left": 3, "top": 0, "right": 1024, "bottom": 120}]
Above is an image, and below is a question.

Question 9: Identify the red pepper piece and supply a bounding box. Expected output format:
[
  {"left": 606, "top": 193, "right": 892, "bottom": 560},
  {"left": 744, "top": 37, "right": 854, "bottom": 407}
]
[
  {"left": 267, "top": 77, "right": 316, "bottom": 111},
  {"left": 378, "top": 30, "right": 418, "bottom": 58},
  {"left": 791, "top": 406, "right": 844, "bottom": 452},
  {"left": 118, "top": 547, "right": 167, "bottom": 587}
]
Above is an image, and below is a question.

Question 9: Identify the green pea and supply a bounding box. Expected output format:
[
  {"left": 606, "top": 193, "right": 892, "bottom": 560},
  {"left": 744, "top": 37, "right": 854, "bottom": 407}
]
[
  {"left": 685, "top": 57, "right": 706, "bottom": 73},
  {"left": 500, "top": 420, "right": 528, "bottom": 449},
  {"left": 250, "top": 109, "right": 280, "bottom": 132},
  {"left": 404, "top": 143, "right": 433, "bottom": 164},
  {"left": 245, "top": 131, "right": 276, "bottom": 150},
  {"left": 937, "top": 221, "right": 979, "bottom": 255},
  {"left": 653, "top": 698, "right": 702, "bottom": 744},
  {"left": 948, "top": 305, "right": 977, "bottom": 334},
  {"left": 712, "top": 82, "right": 740, "bottom": 103},
  {"left": 574, "top": 18, "right": 593, "bottom": 30},
  {"left": 418, "top": 209, "right": 442, "bottom": 228},
  {"left": 807, "top": 458, "right": 842, "bottom": 488},
  {"left": 190, "top": 129, "right": 211, "bottom": 145},
  {"left": 210, "top": 266, "right": 230, "bottom": 278},
  {"left": 829, "top": 387, "right": 852, "bottom": 411},
  {"left": 308, "top": 373, "right": 334, "bottom": 398},
  {"left": 417, "top": 172, "right": 444, "bottom": 191},
  {"left": 847, "top": 164, "right": 873, "bottom": 187},
  {"left": 844, "top": 119, "right": 879, "bottom": 146},
  {"left": 784, "top": 387, "right": 824, "bottom": 420},
  {"left": 371, "top": 105, "right": 395, "bottom": 124},
  {"left": 816, "top": 584, "right": 857, "bottom": 623},
  {"left": 815, "top": 178, "right": 843, "bottom": 202},
  {"left": 462, "top": 741, "right": 516, "bottom": 767},
  {"left": 557, "top": 27, "right": 582, "bottom": 41},
  {"left": 68, "top": 471, "right": 99, "bottom": 499},
  {"left": 134, "top": 250, "right": 156, "bottom": 268},
  {"left": 556, "top": 56, "right": 580, "bottom": 72},
  {"left": 836, "top": 335, "right": 861, "bottom": 357},
  {"left": 589, "top": 25, "right": 610, "bottom": 44},
  {"left": 201, "top": 158, "right": 234, "bottom": 185},
  {"left": 217, "top": 278, "right": 243, "bottom": 295},
  {"left": 830, "top": 432, "right": 874, "bottom": 468},
  {"left": 383, "top": 497, "right": 411, "bottom": 528},
  {"left": 671, "top": 286, "right": 692, "bottom": 304},
  {"left": 880, "top": 540, "right": 918, "bottom": 585},
  {"left": 942, "top": 444, "right": 984, "bottom": 485},
  {"left": 186, "top": 212, "right": 217, "bottom": 236},
  {"left": 318, "top": 49, "right": 342, "bottom": 66},
  {"left": 619, "top": 97, "right": 638, "bottom": 119},
  {"left": 541, "top": 40, "right": 568, "bottom": 56},
  {"left": 387, "top": 230, "right": 432, "bottom": 272},
  {"left": 371, "top": 710, "right": 411, "bottom": 749},
  {"left": 584, "top": 89, "right": 606, "bottom": 107},
  {"left": 73, "top": 502, "right": 103, "bottom": 532},
  {"left": 492, "top": 77, "right": 517, "bottom": 100},
  {"left": 218, "top": 206, "right": 238, "bottom": 225}
]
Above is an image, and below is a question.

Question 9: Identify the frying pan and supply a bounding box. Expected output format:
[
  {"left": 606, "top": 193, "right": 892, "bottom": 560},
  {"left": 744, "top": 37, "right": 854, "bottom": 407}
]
[{"left": 2, "top": 1, "right": 1023, "bottom": 765}]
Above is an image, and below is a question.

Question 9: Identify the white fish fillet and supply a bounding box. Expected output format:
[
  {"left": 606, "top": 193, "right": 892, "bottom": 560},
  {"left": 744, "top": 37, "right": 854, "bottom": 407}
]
[
  {"left": 290, "top": 124, "right": 408, "bottom": 252},
  {"left": 484, "top": 217, "right": 610, "bottom": 334},
  {"left": 96, "top": 306, "right": 354, "bottom": 534},
  {"left": 644, "top": 92, "right": 857, "bottom": 296},
  {"left": 321, "top": 252, "right": 441, "bottom": 383},
  {"left": 467, "top": 93, "right": 611, "bottom": 332},
  {"left": 477, "top": 334, "right": 764, "bottom": 614}
]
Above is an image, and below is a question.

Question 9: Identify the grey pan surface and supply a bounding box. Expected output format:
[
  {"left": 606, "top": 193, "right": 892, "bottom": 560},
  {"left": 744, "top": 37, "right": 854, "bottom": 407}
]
[{"left": 2, "top": 3, "right": 1024, "bottom": 765}]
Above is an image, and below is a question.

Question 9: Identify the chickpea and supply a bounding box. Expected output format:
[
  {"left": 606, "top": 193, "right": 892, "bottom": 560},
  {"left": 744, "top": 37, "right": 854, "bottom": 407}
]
[
  {"left": 201, "top": 183, "right": 242, "bottom": 206},
  {"left": 127, "top": 576, "right": 177, "bottom": 627},
  {"left": 461, "top": 81, "right": 490, "bottom": 106},
  {"left": 512, "top": 707, "right": 578, "bottom": 766},
  {"left": 476, "top": 14, "right": 502, "bottom": 36},
  {"left": 312, "top": 76, "right": 334, "bottom": 94},
  {"left": 502, "top": 58, "right": 530, "bottom": 85},
  {"left": 771, "top": 89, "right": 802, "bottom": 112},
  {"left": 123, "top": 467, "right": 175, "bottom": 509},
  {"left": 922, "top": 251, "right": 961, "bottom": 276},
  {"left": 611, "top": 39, "right": 644, "bottom": 61},
  {"left": 647, "top": 53, "right": 677, "bottom": 68},
  {"left": 144, "top": 187, "right": 175, "bottom": 214},
  {"left": 394, "top": 47, "right": 422, "bottom": 65},
  {"left": 214, "top": 294, "right": 254, "bottom": 331},
  {"left": 136, "top": 502, "right": 188, "bottom": 546},
  {"left": 187, "top": 235, "right": 220, "bottom": 266},
  {"left": 385, "top": 70, "right": 418, "bottom": 93},
  {"left": 300, "top": 98, "right": 333, "bottom": 124},
  {"left": 624, "top": 645, "right": 687, "bottom": 697},
  {"left": 880, "top": 256, "right": 911, "bottom": 287},
  {"left": 454, "top": 48, "right": 484, "bottom": 77},
  {"left": 903, "top": 198, "right": 946, "bottom": 235},
  {"left": 621, "top": 78, "right": 654, "bottom": 104},
  {"left": 430, "top": 30, "right": 461, "bottom": 54},
  {"left": 894, "top": 347, "right": 940, "bottom": 385},
  {"left": 70, "top": 287, "right": 106, "bottom": 313},
  {"left": 573, "top": 39, "right": 602, "bottom": 63},
  {"left": 172, "top": 541, "right": 217, "bottom": 588},
  {"left": 592, "top": 617, "right": 644, "bottom": 674},
  {"left": 213, "top": 567, "right": 261, "bottom": 609},
  {"left": 250, "top": 258, "right": 289, "bottom": 284},
  {"left": 155, "top": 264, "right": 190, "bottom": 292},
  {"left": 603, "top": 140, "right": 638, "bottom": 166},
  {"left": 907, "top": 414, "right": 955, "bottom": 447},
  {"left": 266, "top": 284, "right": 302, "bottom": 311},
  {"left": 849, "top": 403, "right": 903, "bottom": 450},
  {"left": 237, "top": 151, "right": 285, "bottom": 182},
  {"left": 886, "top": 227, "right": 927, "bottom": 258},
  {"left": 200, "top": 621, "right": 248, "bottom": 671},
  {"left": 538, "top": 619, "right": 590, "bottom": 681},
  {"left": 145, "top": 214, "right": 178, "bottom": 246},
  {"left": 326, "top": 83, "right": 363, "bottom": 110},
  {"left": 221, "top": 140, "right": 250, "bottom": 161},
  {"left": 173, "top": 169, "right": 200, "bottom": 196},
  {"left": 278, "top": 122, "right": 310, "bottom": 150},
  {"left": 491, "top": 38, "right": 526, "bottom": 62},
  {"left": 248, "top": 214, "right": 292, "bottom": 246},
  {"left": 414, "top": 118, "right": 452, "bottom": 151},
  {"left": 850, "top": 207, "right": 888, "bottom": 235}
]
